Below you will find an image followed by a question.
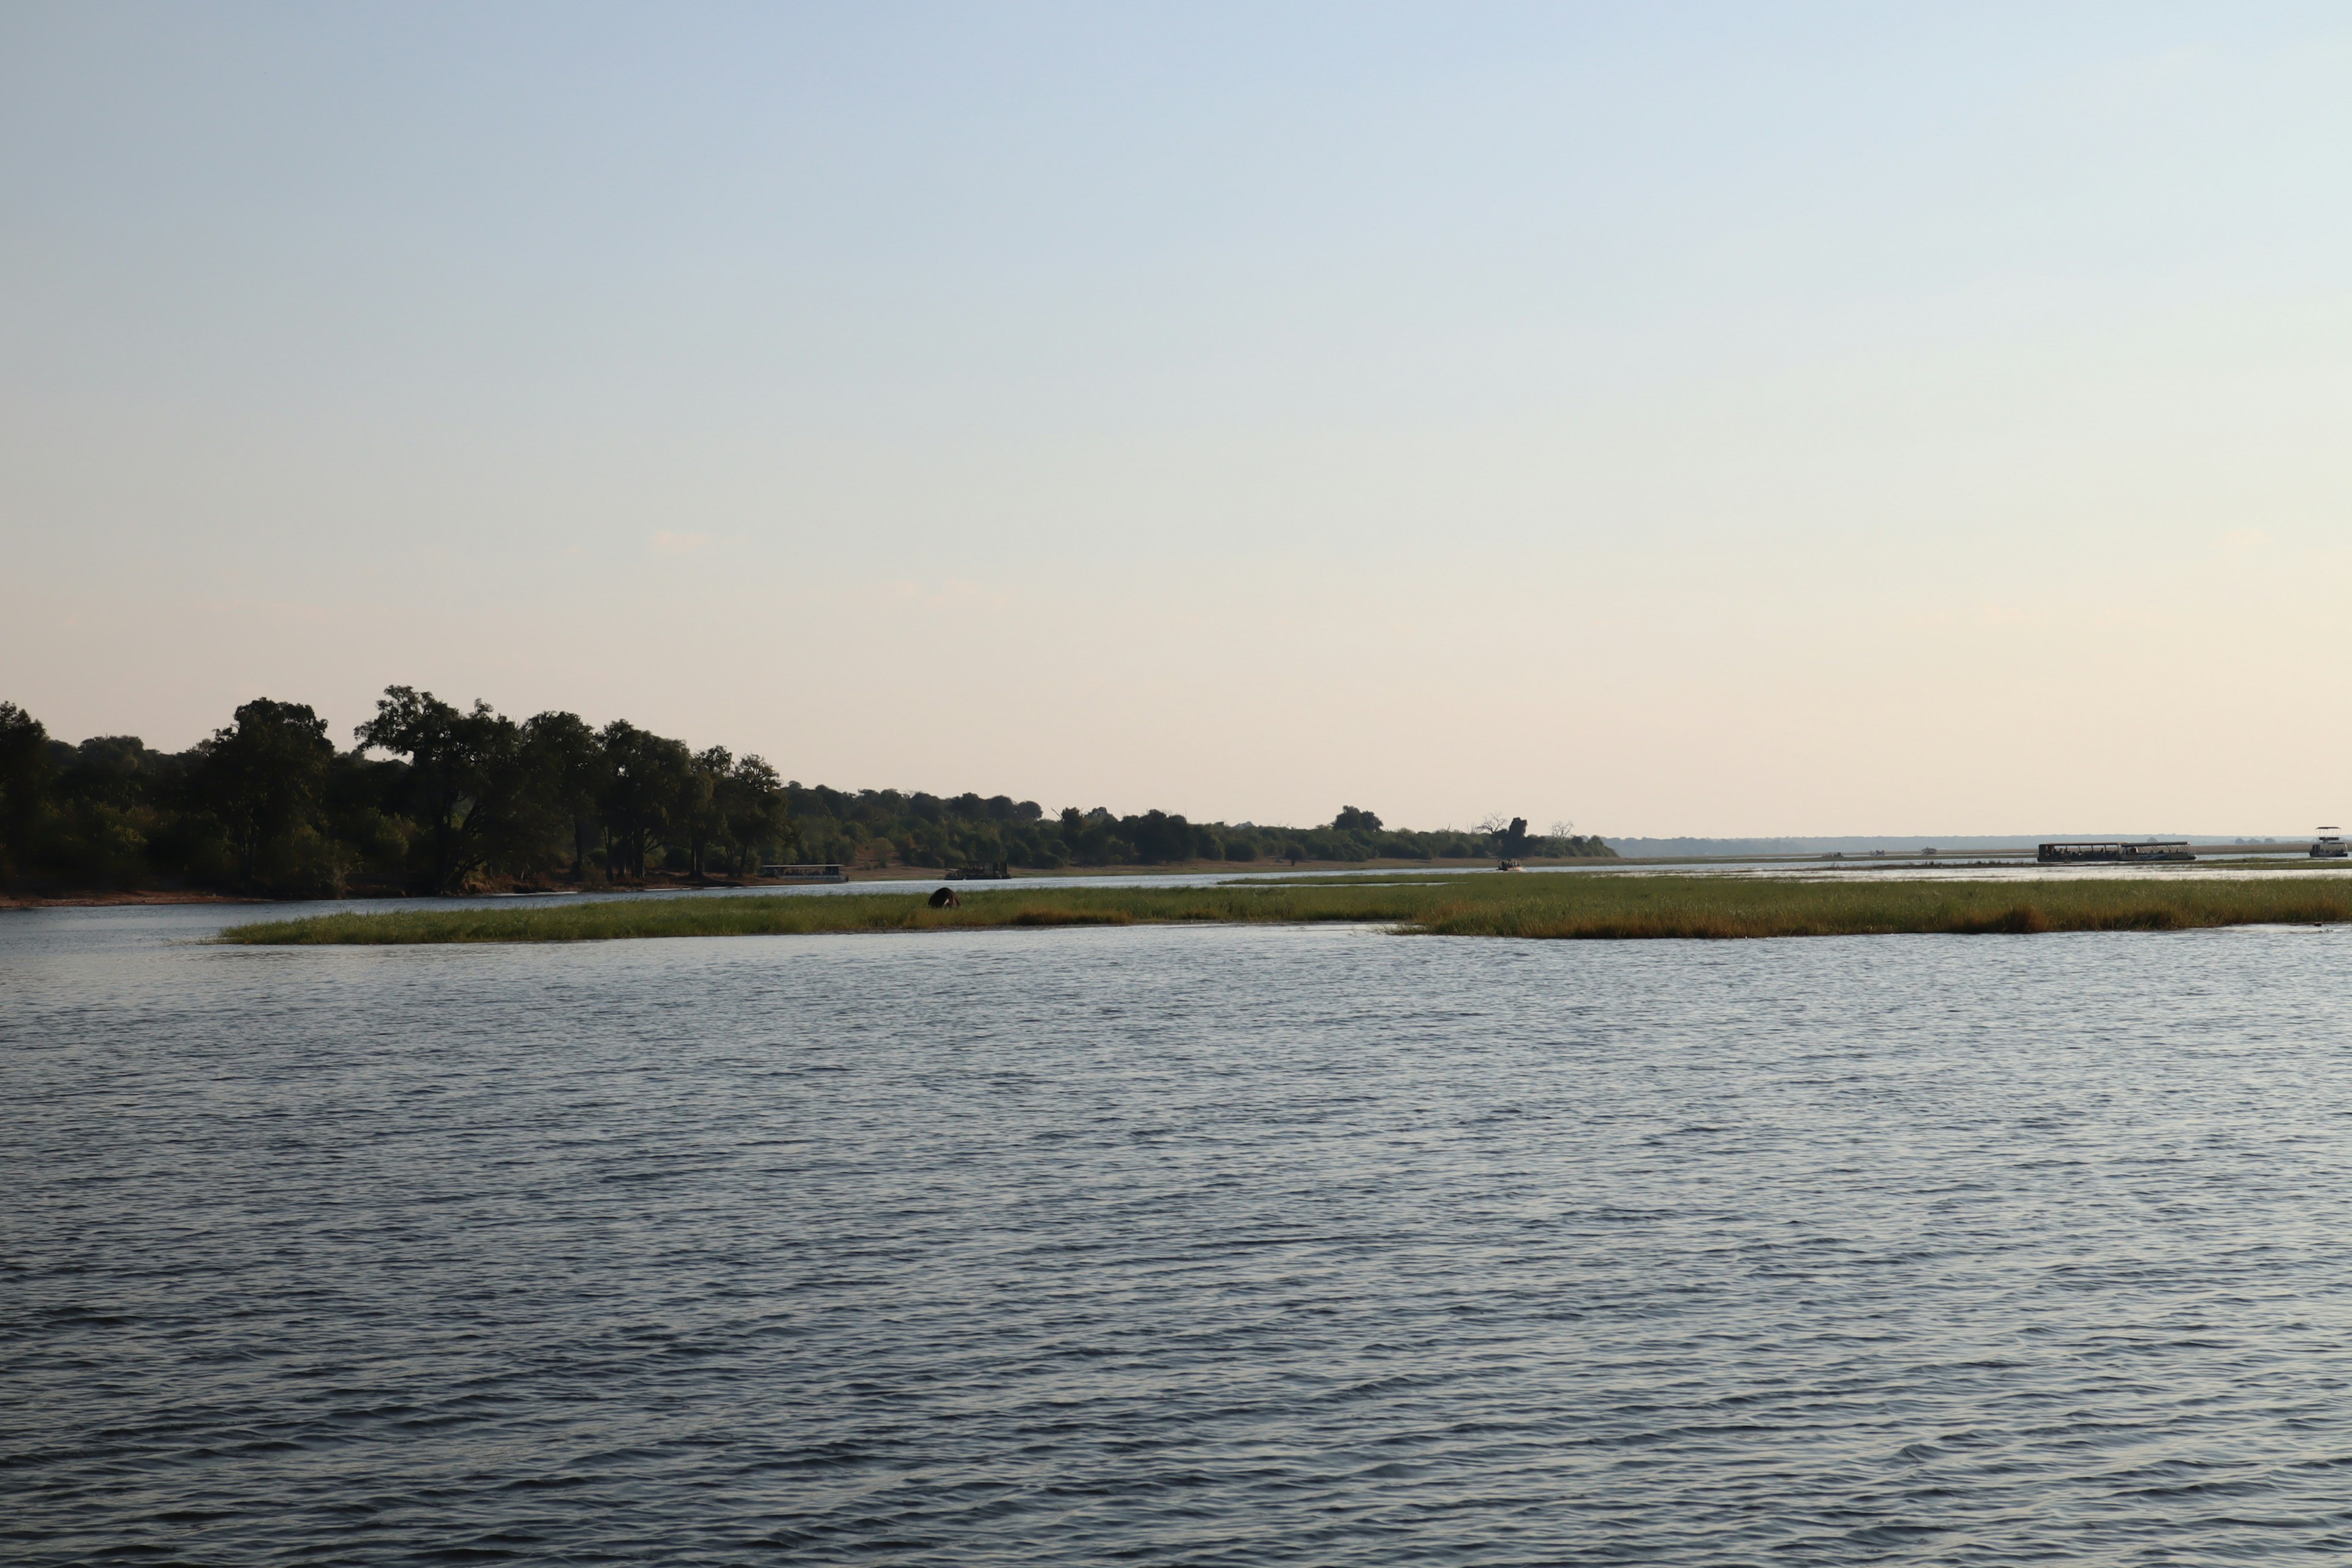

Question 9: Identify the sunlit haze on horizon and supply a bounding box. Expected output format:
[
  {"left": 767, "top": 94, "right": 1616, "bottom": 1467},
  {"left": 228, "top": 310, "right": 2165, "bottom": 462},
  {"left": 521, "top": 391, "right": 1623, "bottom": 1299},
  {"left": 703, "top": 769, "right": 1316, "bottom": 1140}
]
[{"left": 5, "top": 2, "right": 2349, "bottom": 837}]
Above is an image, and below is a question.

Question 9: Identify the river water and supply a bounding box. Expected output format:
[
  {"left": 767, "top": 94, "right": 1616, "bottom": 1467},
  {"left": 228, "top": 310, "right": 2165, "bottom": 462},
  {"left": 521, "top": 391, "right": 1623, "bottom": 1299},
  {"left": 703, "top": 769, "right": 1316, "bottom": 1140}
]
[{"left": 7, "top": 902, "right": 2352, "bottom": 1563}]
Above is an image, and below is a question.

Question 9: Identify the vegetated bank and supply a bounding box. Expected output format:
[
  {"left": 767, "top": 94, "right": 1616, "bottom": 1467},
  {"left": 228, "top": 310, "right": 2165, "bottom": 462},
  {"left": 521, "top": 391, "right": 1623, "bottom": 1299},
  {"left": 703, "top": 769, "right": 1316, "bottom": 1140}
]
[
  {"left": 12, "top": 692, "right": 2327, "bottom": 911},
  {"left": 0, "top": 690, "right": 1607, "bottom": 902},
  {"left": 216, "top": 873, "right": 2352, "bottom": 945}
]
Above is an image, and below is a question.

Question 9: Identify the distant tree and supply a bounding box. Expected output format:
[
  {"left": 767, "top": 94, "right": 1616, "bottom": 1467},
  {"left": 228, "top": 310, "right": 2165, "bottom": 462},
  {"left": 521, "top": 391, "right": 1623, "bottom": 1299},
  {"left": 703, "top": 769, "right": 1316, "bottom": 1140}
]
[
  {"left": 1082, "top": 807, "right": 1125, "bottom": 864},
  {"left": 0, "top": 701, "right": 54, "bottom": 878},
  {"left": 598, "top": 720, "right": 692, "bottom": 878},
  {"left": 354, "top": 686, "right": 527, "bottom": 894},
  {"left": 58, "top": 736, "right": 159, "bottom": 810},
  {"left": 196, "top": 698, "right": 336, "bottom": 891},
  {"left": 1124, "top": 809, "right": 1191, "bottom": 864},
  {"left": 717, "top": 753, "right": 791, "bottom": 876},
  {"left": 318, "top": 746, "right": 412, "bottom": 889},
  {"left": 13, "top": 685, "right": 1618, "bottom": 895},
  {"left": 521, "top": 711, "right": 606, "bottom": 876},
  {"left": 32, "top": 736, "right": 180, "bottom": 889},
  {"left": 681, "top": 746, "right": 729, "bottom": 881}
]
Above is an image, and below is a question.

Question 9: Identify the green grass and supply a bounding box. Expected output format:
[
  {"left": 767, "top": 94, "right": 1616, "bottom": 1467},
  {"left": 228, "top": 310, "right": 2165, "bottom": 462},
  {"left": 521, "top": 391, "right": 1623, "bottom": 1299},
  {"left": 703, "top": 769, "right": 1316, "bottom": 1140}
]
[
  {"left": 214, "top": 873, "right": 2352, "bottom": 945},
  {"left": 1409, "top": 875, "right": 2352, "bottom": 938}
]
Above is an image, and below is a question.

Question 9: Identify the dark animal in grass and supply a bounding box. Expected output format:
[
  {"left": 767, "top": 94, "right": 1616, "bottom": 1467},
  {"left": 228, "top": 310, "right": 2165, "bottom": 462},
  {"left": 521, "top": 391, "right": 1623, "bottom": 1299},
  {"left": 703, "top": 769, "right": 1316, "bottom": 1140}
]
[{"left": 929, "top": 887, "right": 961, "bottom": 908}]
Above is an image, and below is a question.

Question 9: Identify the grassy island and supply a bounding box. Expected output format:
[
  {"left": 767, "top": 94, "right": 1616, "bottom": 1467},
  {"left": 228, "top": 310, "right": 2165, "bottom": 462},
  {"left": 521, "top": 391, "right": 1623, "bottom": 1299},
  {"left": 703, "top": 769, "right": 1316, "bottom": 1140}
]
[{"left": 216, "top": 873, "right": 2352, "bottom": 945}]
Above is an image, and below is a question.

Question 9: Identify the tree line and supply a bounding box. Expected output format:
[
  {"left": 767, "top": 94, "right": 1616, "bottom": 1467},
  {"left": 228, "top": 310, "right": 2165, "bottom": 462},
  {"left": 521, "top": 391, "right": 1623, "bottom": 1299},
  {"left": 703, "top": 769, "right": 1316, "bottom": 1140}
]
[{"left": 0, "top": 690, "right": 1613, "bottom": 897}]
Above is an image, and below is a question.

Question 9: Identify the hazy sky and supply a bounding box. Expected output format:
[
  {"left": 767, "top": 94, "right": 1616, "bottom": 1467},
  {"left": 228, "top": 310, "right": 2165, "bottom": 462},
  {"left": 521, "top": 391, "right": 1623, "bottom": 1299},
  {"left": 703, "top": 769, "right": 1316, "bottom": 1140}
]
[{"left": 6, "top": 3, "right": 2349, "bottom": 835}]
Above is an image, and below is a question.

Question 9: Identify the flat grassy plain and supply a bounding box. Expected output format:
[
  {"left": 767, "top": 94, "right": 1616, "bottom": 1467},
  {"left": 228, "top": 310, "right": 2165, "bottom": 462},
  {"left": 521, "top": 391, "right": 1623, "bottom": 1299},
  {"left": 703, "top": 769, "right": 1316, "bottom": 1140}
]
[{"left": 216, "top": 873, "right": 2352, "bottom": 945}]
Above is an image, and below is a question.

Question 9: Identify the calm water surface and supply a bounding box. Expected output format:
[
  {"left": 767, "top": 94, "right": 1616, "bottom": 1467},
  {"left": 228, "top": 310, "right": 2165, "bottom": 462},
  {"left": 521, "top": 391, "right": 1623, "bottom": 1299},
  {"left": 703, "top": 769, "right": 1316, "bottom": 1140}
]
[{"left": 6, "top": 904, "right": 2352, "bottom": 1563}]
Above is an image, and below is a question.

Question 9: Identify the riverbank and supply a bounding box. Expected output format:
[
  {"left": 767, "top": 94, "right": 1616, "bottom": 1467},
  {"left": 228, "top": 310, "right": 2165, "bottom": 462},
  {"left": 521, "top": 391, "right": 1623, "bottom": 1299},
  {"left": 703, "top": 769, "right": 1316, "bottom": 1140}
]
[
  {"left": 6, "top": 855, "right": 1625, "bottom": 910},
  {"left": 0, "top": 888, "right": 269, "bottom": 911},
  {"left": 216, "top": 873, "right": 2352, "bottom": 944}
]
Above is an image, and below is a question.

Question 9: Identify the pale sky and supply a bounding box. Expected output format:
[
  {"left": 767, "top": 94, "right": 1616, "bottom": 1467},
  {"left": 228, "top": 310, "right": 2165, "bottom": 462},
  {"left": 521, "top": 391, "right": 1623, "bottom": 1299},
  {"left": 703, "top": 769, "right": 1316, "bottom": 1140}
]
[{"left": 5, "top": 3, "right": 2349, "bottom": 835}]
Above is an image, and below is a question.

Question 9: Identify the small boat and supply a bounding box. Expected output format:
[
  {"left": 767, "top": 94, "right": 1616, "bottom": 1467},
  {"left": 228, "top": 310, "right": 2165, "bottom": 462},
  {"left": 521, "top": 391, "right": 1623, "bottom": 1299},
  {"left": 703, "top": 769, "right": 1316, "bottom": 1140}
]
[
  {"left": 1496, "top": 859, "right": 1524, "bottom": 872},
  {"left": 2314, "top": 828, "right": 2348, "bottom": 860}
]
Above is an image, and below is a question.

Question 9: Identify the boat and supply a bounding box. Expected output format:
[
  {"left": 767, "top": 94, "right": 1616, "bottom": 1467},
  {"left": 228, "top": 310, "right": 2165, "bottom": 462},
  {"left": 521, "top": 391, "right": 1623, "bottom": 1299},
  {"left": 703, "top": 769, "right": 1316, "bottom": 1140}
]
[
  {"left": 2315, "top": 828, "right": 2348, "bottom": 860},
  {"left": 2036, "top": 840, "right": 2196, "bottom": 864}
]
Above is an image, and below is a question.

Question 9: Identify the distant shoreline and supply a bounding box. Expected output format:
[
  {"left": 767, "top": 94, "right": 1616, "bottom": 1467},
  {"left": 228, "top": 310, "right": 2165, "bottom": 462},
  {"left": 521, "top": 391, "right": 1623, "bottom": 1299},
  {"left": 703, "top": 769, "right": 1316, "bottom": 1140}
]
[
  {"left": 1, "top": 856, "right": 1624, "bottom": 911},
  {"left": 0, "top": 888, "right": 271, "bottom": 911},
  {"left": 14, "top": 847, "right": 2343, "bottom": 913}
]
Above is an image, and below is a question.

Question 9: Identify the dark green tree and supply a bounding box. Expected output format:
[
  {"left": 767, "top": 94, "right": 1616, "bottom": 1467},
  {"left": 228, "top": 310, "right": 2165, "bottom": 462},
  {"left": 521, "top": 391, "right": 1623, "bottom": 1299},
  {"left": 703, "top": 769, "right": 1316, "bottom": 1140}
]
[
  {"left": 716, "top": 753, "right": 791, "bottom": 876},
  {"left": 521, "top": 710, "right": 606, "bottom": 876},
  {"left": 59, "top": 736, "right": 160, "bottom": 810},
  {"left": 195, "top": 698, "right": 337, "bottom": 892},
  {"left": 1124, "top": 809, "right": 1189, "bottom": 864},
  {"left": 599, "top": 720, "right": 692, "bottom": 878},
  {"left": 681, "top": 745, "right": 729, "bottom": 881},
  {"left": 0, "top": 701, "right": 55, "bottom": 879},
  {"left": 354, "top": 686, "right": 527, "bottom": 894}
]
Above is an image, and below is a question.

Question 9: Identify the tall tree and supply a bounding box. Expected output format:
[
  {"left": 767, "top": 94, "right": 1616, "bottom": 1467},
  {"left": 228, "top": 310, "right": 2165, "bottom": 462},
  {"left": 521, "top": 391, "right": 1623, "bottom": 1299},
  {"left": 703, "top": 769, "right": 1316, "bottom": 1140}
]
[
  {"left": 195, "top": 698, "right": 335, "bottom": 889},
  {"left": 0, "top": 701, "right": 55, "bottom": 879},
  {"left": 717, "top": 753, "right": 791, "bottom": 876},
  {"left": 680, "top": 745, "right": 729, "bottom": 881},
  {"left": 354, "top": 686, "right": 526, "bottom": 894},
  {"left": 521, "top": 710, "right": 606, "bottom": 875},
  {"left": 598, "top": 720, "right": 692, "bottom": 879}
]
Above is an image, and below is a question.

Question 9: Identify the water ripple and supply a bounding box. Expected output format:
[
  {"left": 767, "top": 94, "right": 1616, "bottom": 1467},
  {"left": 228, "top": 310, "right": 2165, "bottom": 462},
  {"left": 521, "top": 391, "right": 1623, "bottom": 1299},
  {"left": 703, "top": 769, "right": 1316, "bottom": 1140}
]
[{"left": 5, "top": 911, "right": 2352, "bottom": 1562}]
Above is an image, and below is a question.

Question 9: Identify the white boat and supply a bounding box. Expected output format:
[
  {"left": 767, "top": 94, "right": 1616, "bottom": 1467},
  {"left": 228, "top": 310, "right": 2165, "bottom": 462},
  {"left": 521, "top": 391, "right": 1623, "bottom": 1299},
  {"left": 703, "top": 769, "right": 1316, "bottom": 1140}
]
[{"left": 2313, "top": 828, "right": 2347, "bottom": 860}]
